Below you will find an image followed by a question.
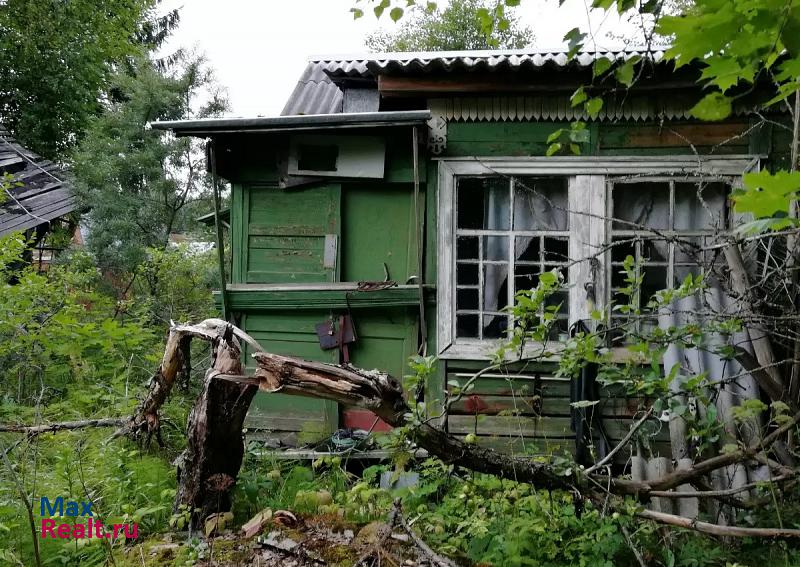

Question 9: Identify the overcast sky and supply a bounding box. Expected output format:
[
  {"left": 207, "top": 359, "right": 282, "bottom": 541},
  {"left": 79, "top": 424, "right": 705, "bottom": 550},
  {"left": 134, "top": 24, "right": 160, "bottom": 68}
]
[{"left": 160, "top": 0, "right": 635, "bottom": 117}]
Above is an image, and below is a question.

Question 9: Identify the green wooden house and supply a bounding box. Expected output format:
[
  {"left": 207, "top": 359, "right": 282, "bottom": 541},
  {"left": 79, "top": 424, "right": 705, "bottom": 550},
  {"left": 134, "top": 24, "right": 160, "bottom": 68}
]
[{"left": 152, "top": 47, "right": 782, "bottom": 456}]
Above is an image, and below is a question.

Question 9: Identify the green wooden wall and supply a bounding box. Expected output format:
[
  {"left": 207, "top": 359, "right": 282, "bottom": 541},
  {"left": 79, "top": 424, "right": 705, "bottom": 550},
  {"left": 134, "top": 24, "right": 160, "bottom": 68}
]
[{"left": 221, "top": 116, "right": 771, "bottom": 454}]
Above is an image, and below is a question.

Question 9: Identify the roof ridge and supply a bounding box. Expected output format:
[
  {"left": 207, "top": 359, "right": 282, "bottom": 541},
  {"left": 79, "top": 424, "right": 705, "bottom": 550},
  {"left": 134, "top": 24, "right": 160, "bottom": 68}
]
[{"left": 309, "top": 45, "right": 670, "bottom": 63}]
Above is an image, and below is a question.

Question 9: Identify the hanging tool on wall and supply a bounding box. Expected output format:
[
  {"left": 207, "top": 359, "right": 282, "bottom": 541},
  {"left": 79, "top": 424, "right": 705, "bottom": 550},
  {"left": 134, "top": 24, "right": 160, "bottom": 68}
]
[{"left": 315, "top": 315, "right": 357, "bottom": 363}]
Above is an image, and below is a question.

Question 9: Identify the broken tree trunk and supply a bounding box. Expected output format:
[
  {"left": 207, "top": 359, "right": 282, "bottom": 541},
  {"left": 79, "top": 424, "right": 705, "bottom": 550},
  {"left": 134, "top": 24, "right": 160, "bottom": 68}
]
[
  {"left": 121, "top": 318, "right": 264, "bottom": 444},
  {"left": 121, "top": 319, "right": 262, "bottom": 528},
  {"left": 174, "top": 326, "right": 257, "bottom": 528}
]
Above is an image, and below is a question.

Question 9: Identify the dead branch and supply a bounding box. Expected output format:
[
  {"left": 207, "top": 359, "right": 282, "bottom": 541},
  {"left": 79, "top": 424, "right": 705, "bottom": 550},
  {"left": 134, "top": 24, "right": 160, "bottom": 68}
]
[
  {"left": 396, "top": 502, "right": 459, "bottom": 567},
  {"left": 0, "top": 418, "right": 126, "bottom": 435},
  {"left": 638, "top": 509, "right": 800, "bottom": 538},
  {"left": 119, "top": 318, "right": 263, "bottom": 443},
  {"left": 251, "top": 352, "right": 575, "bottom": 493}
]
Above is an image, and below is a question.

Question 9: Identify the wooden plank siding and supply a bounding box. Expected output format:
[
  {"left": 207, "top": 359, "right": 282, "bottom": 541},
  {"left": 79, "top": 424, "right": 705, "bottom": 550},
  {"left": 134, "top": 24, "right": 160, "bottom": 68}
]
[{"left": 444, "top": 366, "right": 666, "bottom": 460}]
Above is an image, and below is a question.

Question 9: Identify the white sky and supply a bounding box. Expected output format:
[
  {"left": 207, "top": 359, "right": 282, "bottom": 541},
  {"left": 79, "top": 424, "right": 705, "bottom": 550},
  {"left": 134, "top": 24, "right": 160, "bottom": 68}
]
[{"left": 160, "top": 0, "right": 636, "bottom": 117}]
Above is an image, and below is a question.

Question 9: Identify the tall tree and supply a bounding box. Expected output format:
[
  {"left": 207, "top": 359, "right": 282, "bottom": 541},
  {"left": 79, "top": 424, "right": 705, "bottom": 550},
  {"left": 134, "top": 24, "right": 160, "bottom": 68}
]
[
  {"left": 365, "top": 0, "right": 533, "bottom": 52},
  {"left": 72, "top": 55, "right": 228, "bottom": 275},
  {"left": 0, "top": 0, "right": 179, "bottom": 160}
]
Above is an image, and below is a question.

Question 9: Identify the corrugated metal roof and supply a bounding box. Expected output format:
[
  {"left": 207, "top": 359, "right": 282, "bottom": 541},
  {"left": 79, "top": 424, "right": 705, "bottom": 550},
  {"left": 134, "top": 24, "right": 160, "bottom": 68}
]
[
  {"left": 0, "top": 125, "right": 75, "bottom": 236},
  {"left": 312, "top": 46, "right": 667, "bottom": 78},
  {"left": 282, "top": 47, "right": 670, "bottom": 116},
  {"left": 281, "top": 62, "right": 344, "bottom": 116}
]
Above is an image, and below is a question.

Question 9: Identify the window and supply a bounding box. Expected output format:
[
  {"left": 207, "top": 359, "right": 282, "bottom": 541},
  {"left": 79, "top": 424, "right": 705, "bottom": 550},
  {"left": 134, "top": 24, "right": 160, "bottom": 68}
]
[
  {"left": 609, "top": 179, "right": 729, "bottom": 341},
  {"left": 437, "top": 157, "right": 756, "bottom": 359},
  {"left": 454, "top": 176, "right": 570, "bottom": 340}
]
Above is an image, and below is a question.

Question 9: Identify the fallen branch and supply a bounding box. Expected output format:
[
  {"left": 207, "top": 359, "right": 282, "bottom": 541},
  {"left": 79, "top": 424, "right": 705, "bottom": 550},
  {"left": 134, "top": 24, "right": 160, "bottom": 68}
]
[
  {"left": 0, "top": 418, "right": 126, "bottom": 435},
  {"left": 138, "top": 319, "right": 800, "bottom": 537},
  {"left": 638, "top": 509, "right": 800, "bottom": 538},
  {"left": 397, "top": 503, "right": 459, "bottom": 567}
]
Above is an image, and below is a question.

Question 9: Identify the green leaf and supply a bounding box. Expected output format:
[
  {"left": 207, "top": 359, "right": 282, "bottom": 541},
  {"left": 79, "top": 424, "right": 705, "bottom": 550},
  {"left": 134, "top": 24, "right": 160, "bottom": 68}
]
[
  {"left": 350, "top": 7, "right": 364, "bottom": 19},
  {"left": 614, "top": 59, "right": 637, "bottom": 87},
  {"left": 734, "top": 170, "right": 800, "bottom": 219},
  {"left": 689, "top": 92, "right": 732, "bottom": 120},
  {"left": 563, "top": 27, "right": 586, "bottom": 57},
  {"left": 592, "top": 58, "right": 612, "bottom": 78},
  {"left": 390, "top": 6, "right": 404, "bottom": 21},
  {"left": 586, "top": 97, "right": 603, "bottom": 118},
  {"left": 568, "top": 123, "right": 590, "bottom": 144},
  {"left": 570, "top": 87, "right": 588, "bottom": 107},
  {"left": 700, "top": 57, "right": 754, "bottom": 91},
  {"left": 505, "top": 0, "right": 521, "bottom": 5},
  {"left": 546, "top": 128, "right": 564, "bottom": 143},
  {"left": 546, "top": 143, "right": 561, "bottom": 157}
]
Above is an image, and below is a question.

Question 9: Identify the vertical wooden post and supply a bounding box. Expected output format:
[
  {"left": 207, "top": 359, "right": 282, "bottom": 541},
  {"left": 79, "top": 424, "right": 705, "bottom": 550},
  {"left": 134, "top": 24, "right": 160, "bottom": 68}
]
[{"left": 208, "top": 139, "right": 229, "bottom": 321}]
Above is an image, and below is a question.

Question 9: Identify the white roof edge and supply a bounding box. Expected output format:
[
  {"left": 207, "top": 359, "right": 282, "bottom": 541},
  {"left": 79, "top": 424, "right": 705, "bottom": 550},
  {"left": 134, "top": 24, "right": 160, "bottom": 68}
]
[{"left": 307, "top": 45, "right": 669, "bottom": 63}]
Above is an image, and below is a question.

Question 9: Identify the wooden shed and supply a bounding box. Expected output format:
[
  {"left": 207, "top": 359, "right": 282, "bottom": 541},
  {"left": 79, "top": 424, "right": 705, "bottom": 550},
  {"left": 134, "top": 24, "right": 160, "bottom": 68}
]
[{"left": 151, "top": 47, "right": 783, "bottom": 457}]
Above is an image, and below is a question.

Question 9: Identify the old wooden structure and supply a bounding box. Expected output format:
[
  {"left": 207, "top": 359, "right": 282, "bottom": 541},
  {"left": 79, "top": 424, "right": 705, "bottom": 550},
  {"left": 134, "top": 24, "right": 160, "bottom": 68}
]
[
  {"left": 0, "top": 124, "right": 77, "bottom": 267},
  {"left": 152, "top": 48, "right": 785, "bottom": 460}
]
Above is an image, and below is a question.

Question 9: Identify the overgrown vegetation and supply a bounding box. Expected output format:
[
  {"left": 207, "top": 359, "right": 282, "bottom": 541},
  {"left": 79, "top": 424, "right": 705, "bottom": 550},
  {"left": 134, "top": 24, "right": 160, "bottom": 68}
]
[
  {"left": 5, "top": 0, "right": 800, "bottom": 565},
  {"left": 0, "top": 229, "right": 214, "bottom": 565}
]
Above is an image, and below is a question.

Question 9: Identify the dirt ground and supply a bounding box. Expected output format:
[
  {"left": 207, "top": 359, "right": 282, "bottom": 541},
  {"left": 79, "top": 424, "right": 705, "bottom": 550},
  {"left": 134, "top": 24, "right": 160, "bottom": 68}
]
[{"left": 131, "top": 511, "right": 448, "bottom": 567}]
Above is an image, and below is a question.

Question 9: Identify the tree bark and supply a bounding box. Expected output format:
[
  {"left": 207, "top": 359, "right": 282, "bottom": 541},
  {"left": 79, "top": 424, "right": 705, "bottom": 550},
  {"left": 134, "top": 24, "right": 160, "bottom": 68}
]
[{"left": 174, "top": 327, "right": 257, "bottom": 528}]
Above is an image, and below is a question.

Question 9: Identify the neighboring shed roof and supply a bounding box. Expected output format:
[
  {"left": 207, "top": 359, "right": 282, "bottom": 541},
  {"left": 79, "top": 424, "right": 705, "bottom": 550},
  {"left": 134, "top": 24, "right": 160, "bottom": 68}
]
[
  {"left": 281, "top": 62, "right": 344, "bottom": 116},
  {"left": 0, "top": 125, "right": 75, "bottom": 236},
  {"left": 312, "top": 46, "right": 668, "bottom": 78}
]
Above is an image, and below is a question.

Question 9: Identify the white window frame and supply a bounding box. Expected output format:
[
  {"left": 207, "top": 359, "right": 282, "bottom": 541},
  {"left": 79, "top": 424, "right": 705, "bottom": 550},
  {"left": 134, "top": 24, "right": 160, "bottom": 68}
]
[{"left": 436, "top": 156, "right": 760, "bottom": 360}]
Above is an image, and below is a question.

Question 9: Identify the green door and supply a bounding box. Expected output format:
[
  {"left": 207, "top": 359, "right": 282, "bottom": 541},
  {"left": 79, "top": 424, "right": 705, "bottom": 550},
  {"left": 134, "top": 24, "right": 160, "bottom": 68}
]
[
  {"left": 243, "top": 183, "right": 340, "bottom": 284},
  {"left": 241, "top": 183, "right": 341, "bottom": 443}
]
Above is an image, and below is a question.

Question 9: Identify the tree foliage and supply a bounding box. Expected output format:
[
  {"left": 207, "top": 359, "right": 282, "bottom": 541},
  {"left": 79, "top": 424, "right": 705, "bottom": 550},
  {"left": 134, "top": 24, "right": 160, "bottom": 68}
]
[
  {"left": 0, "top": 0, "right": 179, "bottom": 160},
  {"left": 365, "top": 0, "right": 533, "bottom": 52},
  {"left": 72, "top": 55, "right": 228, "bottom": 275}
]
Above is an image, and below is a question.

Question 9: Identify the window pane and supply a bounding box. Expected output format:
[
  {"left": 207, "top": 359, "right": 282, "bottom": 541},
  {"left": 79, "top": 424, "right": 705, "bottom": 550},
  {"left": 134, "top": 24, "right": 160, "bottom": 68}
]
[
  {"left": 673, "top": 265, "right": 701, "bottom": 285},
  {"left": 457, "top": 263, "right": 479, "bottom": 285},
  {"left": 483, "top": 235, "right": 509, "bottom": 261},
  {"left": 483, "top": 315, "right": 508, "bottom": 339},
  {"left": 513, "top": 177, "right": 569, "bottom": 230},
  {"left": 641, "top": 239, "right": 669, "bottom": 263},
  {"left": 457, "top": 177, "right": 510, "bottom": 230},
  {"left": 543, "top": 237, "right": 569, "bottom": 262},
  {"left": 483, "top": 263, "right": 509, "bottom": 311},
  {"left": 456, "top": 288, "right": 479, "bottom": 311},
  {"left": 674, "top": 237, "right": 700, "bottom": 263},
  {"left": 456, "top": 314, "right": 479, "bottom": 338},
  {"left": 611, "top": 237, "right": 636, "bottom": 264},
  {"left": 456, "top": 236, "right": 479, "bottom": 260},
  {"left": 641, "top": 265, "right": 668, "bottom": 305},
  {"left": 545, "top": 291, "right": 569, "bottom": 315},
  {"left": 515, "top": 264, "right": 540, "bottom": 291},
  {"left": 674, "top": 182, "right": 727, "bottom": 230},
  {"left": 613, "top": 182, "right": 670, "bottom": 230},
  {"left": 515, "top": 236, "right": 540, "bottom": 263}
]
